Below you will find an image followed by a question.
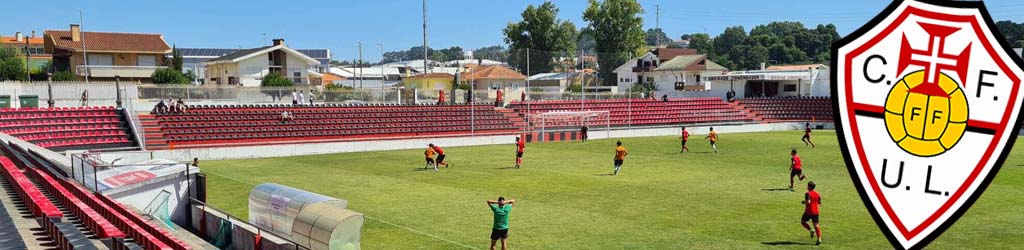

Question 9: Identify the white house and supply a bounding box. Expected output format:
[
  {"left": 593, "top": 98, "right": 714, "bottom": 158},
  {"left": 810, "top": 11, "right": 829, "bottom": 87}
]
[
  {"left": 613, "top": 48, "right": 728, "bottom": 96},
  {"left": 203, "top": 39, "right": 321, "bottom": 87}
]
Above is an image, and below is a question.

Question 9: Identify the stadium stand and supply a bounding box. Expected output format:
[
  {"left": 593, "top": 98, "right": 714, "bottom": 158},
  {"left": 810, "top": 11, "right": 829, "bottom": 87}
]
[
  {"left": 141, "top": 104, "right": 523, "bottom": 149},
  {"left": 508, "top": 97, "right": 756, "bottom": 128},
  {"left": 0, "top": 107, "right": 136, "bottom": 151},
  {"left": 0, "top": 190, "right": 25, "bottom": 250},
  {"left": 737, "top": 97, "right": 833, "bottom": 121},
  {"left": 1, "top": 140, "right": 187, "bottom": 250}
]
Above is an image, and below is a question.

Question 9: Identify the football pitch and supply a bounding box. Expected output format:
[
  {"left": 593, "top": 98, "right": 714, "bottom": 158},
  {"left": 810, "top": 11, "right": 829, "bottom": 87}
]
[{"left": 201, "top": 131, "right": 1024, "bottom": 249}]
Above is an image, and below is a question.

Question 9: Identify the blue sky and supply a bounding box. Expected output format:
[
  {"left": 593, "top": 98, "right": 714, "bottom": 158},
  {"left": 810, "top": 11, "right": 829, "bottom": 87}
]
[{"left": 4, "top": 0, "right": 1024, "bottom": 61}]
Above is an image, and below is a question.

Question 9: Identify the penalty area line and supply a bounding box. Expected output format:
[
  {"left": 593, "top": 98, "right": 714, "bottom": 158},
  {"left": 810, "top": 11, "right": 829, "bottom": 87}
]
[{"left": 200, "top": 170, "right": 481, "bottom": 250}]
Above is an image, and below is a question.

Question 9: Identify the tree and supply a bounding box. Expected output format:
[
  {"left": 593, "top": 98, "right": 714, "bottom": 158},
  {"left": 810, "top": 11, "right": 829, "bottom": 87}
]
[
  {"left": 261, "top": 72, "right": 293, "bottom": 87},
  {"left": 170, "top": 46, "right": 183, "bottom": 71},
  {"left": 679, "top": 34, "right": 692, "bottom": 41},
  {"left": 645, "top": 28, "right": 671, "bottom": 46},
  {"left": 997, "top": 20, "right": 1024, "bottom": 47},
  {"left": 473, "top": 46, "right": 509, "bottom": 62},
  {"left": 583, "top": 0, "right": 645, "bottom": 84},
  {"left": 0, "top": 47, "right": 27, "bottom": 81},
  {"left": 687, "top": 33, "right": 713, "bottom": 54},
  {"left": 151, "top": 68, "right": 189, "bottom": 84},
  {"left": 504, "top": 1, "right": 578, "bottom": 75}
]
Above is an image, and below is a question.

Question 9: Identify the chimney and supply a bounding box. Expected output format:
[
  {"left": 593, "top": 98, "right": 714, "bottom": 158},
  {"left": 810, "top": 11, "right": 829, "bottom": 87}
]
[
  {"left": 14, "top": 32, "right": 23, "bottom": 42},
  {"left": 70, "top": 24, "right": 81, "bottom": 42},
  {"left": 272, "top": 39, "right": 285, "bottom": 46}
]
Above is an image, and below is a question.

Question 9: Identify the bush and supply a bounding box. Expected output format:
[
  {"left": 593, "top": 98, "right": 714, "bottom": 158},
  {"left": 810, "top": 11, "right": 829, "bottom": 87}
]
[
  {"left": 261, "top": 73, "right": 293, "bottom": 87},
  {"left": 52, "top": 71, "right": 77, "bottom": 81},
  {"left": 325, "top": 83, "right": 353, "bottom": 90},
  {"left": 151, "top": 68, "right": 189, "bottom": 84}
]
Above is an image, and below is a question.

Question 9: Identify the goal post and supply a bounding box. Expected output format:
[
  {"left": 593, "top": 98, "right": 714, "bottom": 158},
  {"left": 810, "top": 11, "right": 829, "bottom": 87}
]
[{"left": 529, "top": 111, "right": 611, "bottom": 142}]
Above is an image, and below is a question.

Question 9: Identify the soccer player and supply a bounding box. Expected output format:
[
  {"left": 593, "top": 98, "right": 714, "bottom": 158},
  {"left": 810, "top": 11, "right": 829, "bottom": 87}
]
[
  {"left": 429, "top": 144, "right": 449, "bottom": 168},
  {"left": 680, "top": 126, "right": 690, "bottom": 153},
  {"left": 802, "top": 123, "right": 816, "bottom": 148},
  {"left": 487, "top": 196, "right": 515, "bottom": 250},
  {"left": 424, "top": 146, "right": 437, "bottom": 171},
  {"left": 514, "top": 136, "right": 525, "bottom": 169},
  {"left": 790, "top": 149, "right": 807, "bottom": 190},
  {"left": 704, "top": 127, "right": 719, "bottom": 153},
  {"left": 613, "top": 141, "right": 628, "bottom": 175},
  {"left": 801, "top": 181, "right": 823, "bottom": 245}
]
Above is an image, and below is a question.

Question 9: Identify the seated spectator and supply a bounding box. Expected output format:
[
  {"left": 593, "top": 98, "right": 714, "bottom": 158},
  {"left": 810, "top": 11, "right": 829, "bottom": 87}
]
[
  {"left": 662, "top": 95, "right": 669, "bottom": 102},
  {"left": 176, "top": 98, "right": 187, "bottom": 113},
  {"left": 280, "top": 111, "right": 293, "bottom": 122},
  {"left": 154, "top": 99, "right": 167, "bottom": 114},
  {"left": 167, "top": 98, "right": 178, "bottom": 113}
]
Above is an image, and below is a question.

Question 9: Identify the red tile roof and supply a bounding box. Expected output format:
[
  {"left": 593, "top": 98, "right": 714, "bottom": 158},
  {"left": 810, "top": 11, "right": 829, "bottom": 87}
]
[
  {"left": 655, "top": 48, "right": 698, "bottom": 61},
  {"left": 44, "top": 30, "right": 170, "bottom": 53},
  {"left": 461, "top": 65, "right": 526, "bottom": 80},
  {"left": 0, "top": 36, "right": 44, "bottom": 45}
]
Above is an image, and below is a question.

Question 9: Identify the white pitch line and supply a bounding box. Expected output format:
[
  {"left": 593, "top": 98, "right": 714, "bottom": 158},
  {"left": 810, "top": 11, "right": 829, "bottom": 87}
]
[{"left": 200, "top": 169, "right": 480, "bottom": 250}]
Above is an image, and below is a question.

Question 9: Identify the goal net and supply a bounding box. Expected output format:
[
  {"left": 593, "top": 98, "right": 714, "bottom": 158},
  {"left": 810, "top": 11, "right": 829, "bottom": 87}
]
[{"left": 529, "top": 111, "right": 611, "bottom": 139}]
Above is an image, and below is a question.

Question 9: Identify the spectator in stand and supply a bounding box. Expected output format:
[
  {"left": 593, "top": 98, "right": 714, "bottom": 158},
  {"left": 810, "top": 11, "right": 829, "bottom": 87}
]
[
  {"left": 176, "top": 98, "right": 187, "bottom": 113},
  {"left": 521, "top": 91, "right": 526, "bottom": 102},
  {"left": 154, "top": 99, "right": 167, "bottom": 114},
  {"left": 308, "top": 90, "right": 315, "bottom": 105},
  {"left": 80, "top": 90, "right": 89, "bottom": 106},
  {"left": 167, "top": 97, "right": 178, "bottom": 113},
  {"left": 580, "top": 125, "right": 589, "bottom": 142},
  {"left": 298, "top": 91, "right": 306, "bottom": 106},
  {"left": 280, "top": 111, "right": 293, "bottom": 122},
  {"left": 438, "top": 89, "right": 447, "bottom": 105},
  {"left": 662, "top": 95, "right": 669, "bottom": 102},
  {"left": 192, "top": 158, "right": 200, "bottom": 167},
  {"left": 495, "top": 89, "right": 504, "bottom": 107},
  {"left": 727, "top": 89, "right": 737, "bottom": 102},
  {"left": 292, "top": 89, "right": 299, "bottom": 105}
]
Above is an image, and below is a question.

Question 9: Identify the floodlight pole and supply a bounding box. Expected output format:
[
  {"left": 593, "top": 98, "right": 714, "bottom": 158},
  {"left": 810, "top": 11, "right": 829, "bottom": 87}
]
[
  {"left": 378, "top": 43, "right": 384, "bottom": 103},
  {"left": 79, "top": 9, "right": 90, "bottom": 84}
]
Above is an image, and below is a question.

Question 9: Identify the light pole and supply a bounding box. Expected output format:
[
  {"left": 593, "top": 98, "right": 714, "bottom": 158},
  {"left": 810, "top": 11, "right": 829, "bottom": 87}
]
[
  {"left": 79, "top": 9, "right": 89, "bottom": 84},
  {"left": 378, "top": 43, "right": 385, "bottom": 103}
]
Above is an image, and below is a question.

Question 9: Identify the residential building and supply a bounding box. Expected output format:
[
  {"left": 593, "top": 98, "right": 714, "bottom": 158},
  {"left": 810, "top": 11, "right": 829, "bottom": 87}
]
[
  {"left": 44, "top": 24, "right": 171, "bottom": 82},
  {"left": 202, "top": 39, "right": 321, "bottom": 86},
  {"left": 461, "top": 64, "right": 527, "bottom": 90},
  {"left": 0, "top": 31, "right": 50, "bottom": 70},
  {"left": 526, "top": 72, "right": 600, "bottom": 93},
  {"left": 177, "top": 47, "right": 330, "bottom": 84},
  {"left": 613, "top": 48, "right": 727, "bottom": 95},
  {"left": 402, "top": 72, "right": 454, "bottom": 90}
]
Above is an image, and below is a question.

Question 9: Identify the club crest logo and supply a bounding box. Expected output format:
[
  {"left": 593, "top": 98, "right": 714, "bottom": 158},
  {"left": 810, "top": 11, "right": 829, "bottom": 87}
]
[{"left": 832, "top": 0, "right": 1024, "bottom": 249}]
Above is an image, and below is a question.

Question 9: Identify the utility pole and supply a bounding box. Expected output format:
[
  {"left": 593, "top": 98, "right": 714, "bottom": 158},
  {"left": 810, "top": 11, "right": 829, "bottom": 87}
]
[
  {"left": 656, "top": 5, "right": 661, "bottom": 47},
  {"left": 358, "top": 42, "right": 363, "bottom": 89},
  {"left": 79, "top": 9, "right": 89, "bottom": 84},
  {"left": 422, "top": 0, "right": 429, "bottom": 74},
  {"left": 379, "top": 43, "right": 385, "bottom": 103}
]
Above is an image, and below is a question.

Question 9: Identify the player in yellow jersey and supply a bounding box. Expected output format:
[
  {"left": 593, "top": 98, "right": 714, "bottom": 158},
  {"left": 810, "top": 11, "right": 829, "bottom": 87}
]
[
  {"left": 705, "top": 127, "right": 719, "bottom": 153},
  {"left": 613, "top": 141, "right": 628, "bottom": 175}
]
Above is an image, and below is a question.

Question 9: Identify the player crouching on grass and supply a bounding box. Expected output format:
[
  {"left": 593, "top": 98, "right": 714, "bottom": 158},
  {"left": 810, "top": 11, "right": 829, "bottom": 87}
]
[
  {"left": 429, "top": 143, "right": 450, "bottom": 168},
  {"left": 487, "top": 196, "right": 515, "bottom": 250},
  {"left": 789, "top": 149, "right": 807, "bottom": 190},
  {"left": 424, "top": 146, "right": 437, "bottom": 171},
  {"left": 514, "top": 136, "right": 525, "bottom": 169},
  {"left": 801, "top": 181, "right": 823, "bottom": 245}
]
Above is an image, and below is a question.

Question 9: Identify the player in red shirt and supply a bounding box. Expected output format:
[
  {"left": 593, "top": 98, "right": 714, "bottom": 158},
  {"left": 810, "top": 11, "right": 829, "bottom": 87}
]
[
  {"left": 679, "top": 126, "right": 690, "bottom": 153},
  {"left": 514, "top": 136, "right": 525, "bottom": 169},
  {"left": 429, "top": 144, "right": 449, "bottom": 168},
  {"left": 802, "top": 123, "right": 815, "bottom": 148},
  {"left": 789, "top": 149, "right": 807, "bottom": 190},
  {"left": 801, "top": 181, "right": 822, "bottom": 245}
]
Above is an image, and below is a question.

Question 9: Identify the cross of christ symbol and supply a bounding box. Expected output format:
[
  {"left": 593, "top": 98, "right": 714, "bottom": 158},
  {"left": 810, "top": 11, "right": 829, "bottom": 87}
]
[{"left": 897, "top": 22, "right": 973, "bottom": 97}]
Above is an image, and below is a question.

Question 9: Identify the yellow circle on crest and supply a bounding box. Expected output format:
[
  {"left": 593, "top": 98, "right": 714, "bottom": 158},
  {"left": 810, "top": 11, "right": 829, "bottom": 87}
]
[{"left": 883, "top": 71, "right": 968, "bottom": 157}]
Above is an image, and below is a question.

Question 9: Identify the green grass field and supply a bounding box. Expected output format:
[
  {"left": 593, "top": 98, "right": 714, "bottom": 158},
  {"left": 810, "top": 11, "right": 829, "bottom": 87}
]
[{"left": 201, "top": 131, "right": 1024, "bottom": 249}]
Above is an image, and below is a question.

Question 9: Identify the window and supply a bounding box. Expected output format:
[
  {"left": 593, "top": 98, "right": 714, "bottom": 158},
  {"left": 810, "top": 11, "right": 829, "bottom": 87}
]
[
  {"left": 293, "top": 72, "right": 301, "bottom": 77},
  {"left": 87, "top": 54, "right": 113, "bottom": 66},
  {"left": 695, "top": 74, "right": 701, "bottom": 82},
  {"left": 137, "top": 55, "right": 157, "bottom": 66},
  {"left": 783, "top": 84, "right": 797, "bottom": 92}
]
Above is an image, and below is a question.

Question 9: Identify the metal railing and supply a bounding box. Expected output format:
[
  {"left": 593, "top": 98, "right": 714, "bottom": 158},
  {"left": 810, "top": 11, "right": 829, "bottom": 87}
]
[{"left": 189, "top": 198, "right": 311, "bottom": 250}]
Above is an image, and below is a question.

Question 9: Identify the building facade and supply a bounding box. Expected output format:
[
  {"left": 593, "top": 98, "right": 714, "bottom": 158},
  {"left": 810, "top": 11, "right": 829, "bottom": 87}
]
[
  {"left": 44, "top": 24, "right": 171, "bottom": 82},
  {"left": 203, "top": 39, "right": 321, "bottom": 87}
]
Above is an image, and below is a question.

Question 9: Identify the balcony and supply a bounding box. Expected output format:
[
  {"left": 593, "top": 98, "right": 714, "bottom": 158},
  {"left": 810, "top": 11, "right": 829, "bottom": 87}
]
[
  {"left": 632, "top": 65, "right": 658, "bottom": 72},
  {"left": 77, "top": 65, "right": 166, "bottom": 78}
]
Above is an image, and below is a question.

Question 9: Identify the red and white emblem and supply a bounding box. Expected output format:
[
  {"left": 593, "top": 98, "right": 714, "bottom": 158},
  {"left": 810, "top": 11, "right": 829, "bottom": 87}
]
[{"left": 833, "top": 0, "right": 1024, "bottom": 249}]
